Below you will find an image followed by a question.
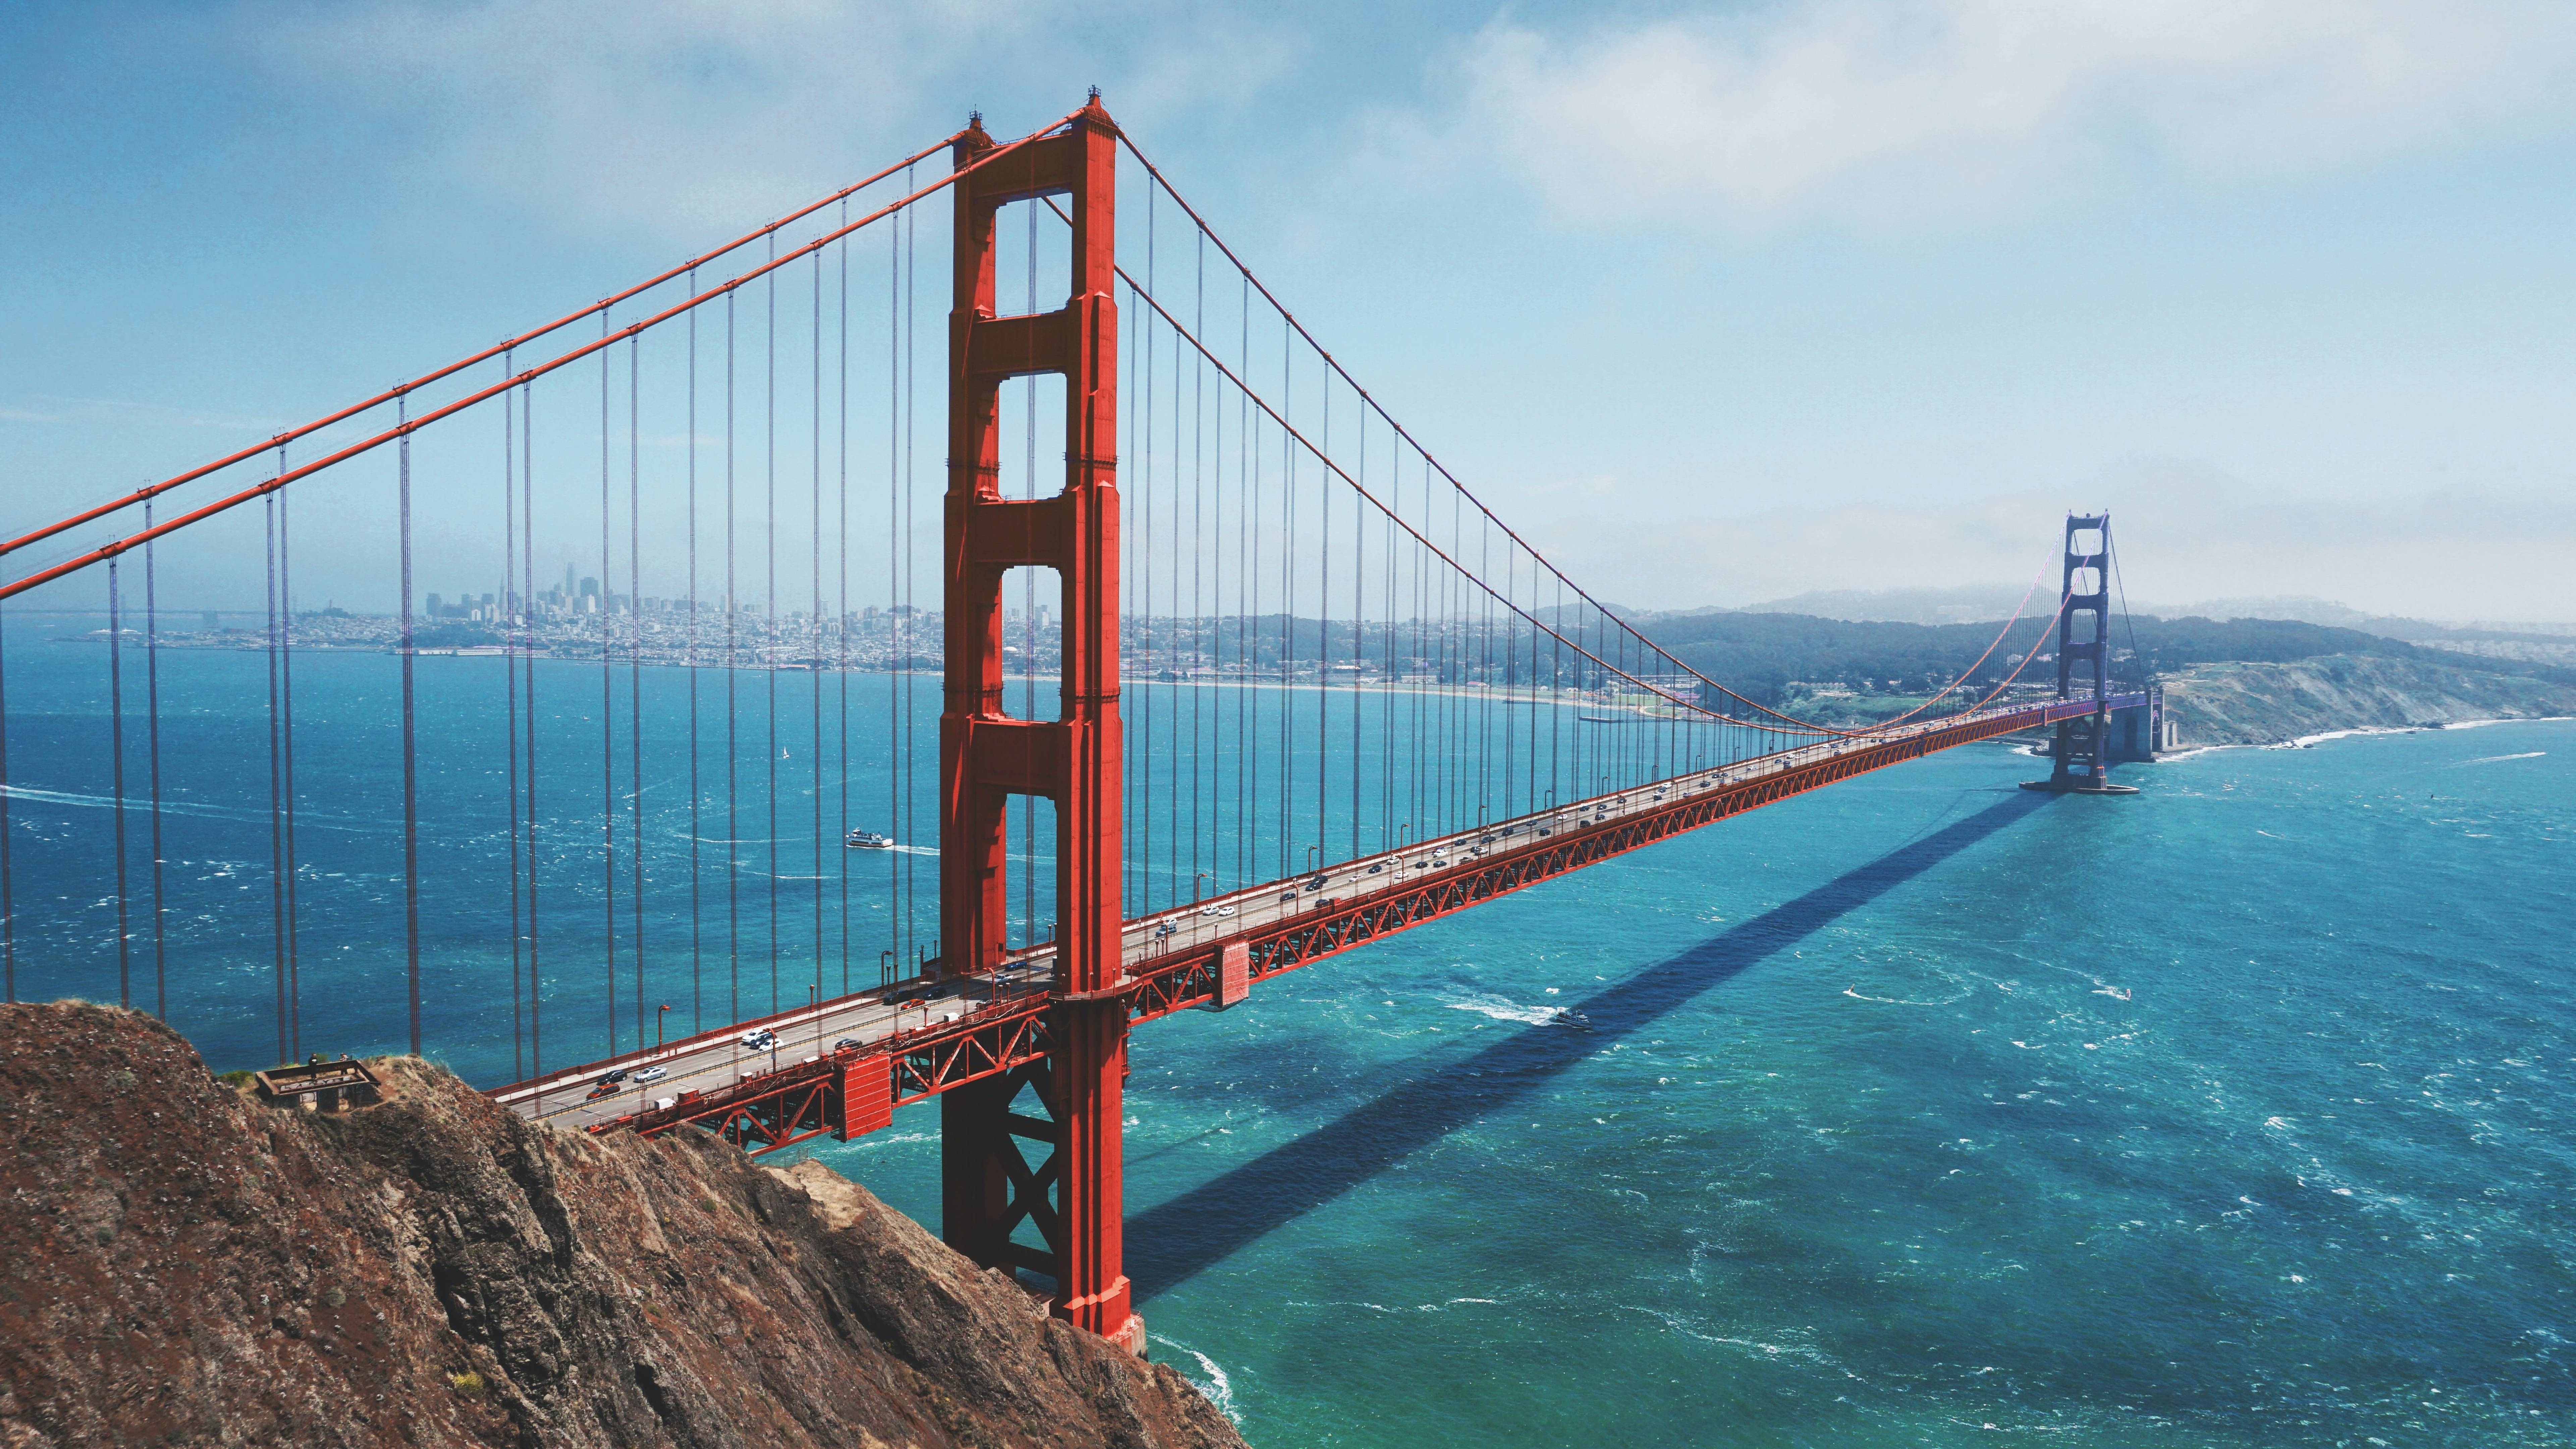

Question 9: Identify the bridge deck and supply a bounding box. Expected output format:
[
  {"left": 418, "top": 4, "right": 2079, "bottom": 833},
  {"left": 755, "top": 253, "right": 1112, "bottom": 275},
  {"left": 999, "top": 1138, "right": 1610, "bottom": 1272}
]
[{"left": 492, "top": 693, "right": 2140, "bottom": 1144}]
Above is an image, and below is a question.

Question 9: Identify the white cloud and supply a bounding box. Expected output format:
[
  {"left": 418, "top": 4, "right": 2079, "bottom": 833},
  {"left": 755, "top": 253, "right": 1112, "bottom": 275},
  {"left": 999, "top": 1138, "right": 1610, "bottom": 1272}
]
[
  {"left": 1452, "top": 0, "right": 2576, "bottom": 228},
  {"left": 245, "top": 0, "right": 1297, "bottom": 243}
]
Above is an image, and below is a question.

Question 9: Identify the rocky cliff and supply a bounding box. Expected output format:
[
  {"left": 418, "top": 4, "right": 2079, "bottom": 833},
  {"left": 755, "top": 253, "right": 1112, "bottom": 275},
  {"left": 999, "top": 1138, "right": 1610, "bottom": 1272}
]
[
  {"left": 0, "top": 1001, "right": 1245, "bottom": 1449},
  {"left": 2160, "top": 653, "right": 2576, "bottom": 748}
]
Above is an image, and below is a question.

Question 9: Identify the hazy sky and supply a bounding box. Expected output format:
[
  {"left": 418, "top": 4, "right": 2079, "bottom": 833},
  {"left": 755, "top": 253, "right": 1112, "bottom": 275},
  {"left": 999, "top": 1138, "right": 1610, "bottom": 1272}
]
[{"left": 8, "top": 0, "right": 2576, "bottom": 620}]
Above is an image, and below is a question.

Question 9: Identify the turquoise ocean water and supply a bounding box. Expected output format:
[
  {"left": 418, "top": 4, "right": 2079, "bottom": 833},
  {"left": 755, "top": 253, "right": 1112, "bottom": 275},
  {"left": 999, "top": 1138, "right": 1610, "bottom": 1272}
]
[{"left": 6, "top": 635, "right": 2573, "bottom": 1445}]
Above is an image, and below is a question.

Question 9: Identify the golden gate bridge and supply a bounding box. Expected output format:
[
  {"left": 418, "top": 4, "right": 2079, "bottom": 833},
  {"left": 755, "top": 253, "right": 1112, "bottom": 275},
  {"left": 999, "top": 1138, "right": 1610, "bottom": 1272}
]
[{"left": 0, "top": 95, "right": 2154, "bottom": 1355}]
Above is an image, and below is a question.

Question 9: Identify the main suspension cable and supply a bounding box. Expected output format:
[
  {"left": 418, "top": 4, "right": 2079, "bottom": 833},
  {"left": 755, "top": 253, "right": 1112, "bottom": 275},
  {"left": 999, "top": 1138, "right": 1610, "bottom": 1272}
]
[
  {"left": 4, "top": 110, "right": 1091, "bottom": 607},
  {"left": 1111, "top": 137, "right": 2019, "bottom": 742},
  {"left": 0, "top": 132, "right": 972, "bottom": 564}
]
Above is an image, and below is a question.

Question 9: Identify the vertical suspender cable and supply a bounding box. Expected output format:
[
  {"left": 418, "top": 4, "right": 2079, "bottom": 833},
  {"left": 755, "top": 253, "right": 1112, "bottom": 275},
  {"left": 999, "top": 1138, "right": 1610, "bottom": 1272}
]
[
  {"left": 1479, "top": 518, "right": 1492, "bottom": 822},
  {"left": 767, "top": 240, "right": 780, "bottom": 1013},
  {"left": 1200, "top": 232, "right": 1218, "bottom": 890},
  {"left": 630, "top": 338, "right": 646, "bottom": 1047},
  {"left": 399, "top": 393, "right": 423, "bottom": 1055},
  {"left": 687, "top": 284, "right": 703, "bottom": 1033},
  {"left": 836, "top": 208, "right": 850, "bottom": 996},
  {"left": 600, "top": 312, "right": 619, "bottom": 1057},
  {"left": 887, "top": 203, "right": 902, "bottom": 975},
  {"left": 1351, "top": 408, "right": 1363, "bottom": 859},
  {"left": 1139, "top": 204, "right": 1156, "bottom": 912},
  {"left": 811, "top": 250, "right": 824, "bottom": 1004},
  {"left": 1278, "top": 309, "right": 1291, "bottom": 882},
  {"left": 1410, "top": 451, "right": 1423, "bottom": 846},
  {"left": 523, "top": 383, "right": 543, "bottom": 1083},
  {"left": 280, "top": 486, "right": 301, "bottom": 1060},
  {"left": 1167, "top": 226, "right": 1180, "bottom": 908},
  {"left": 1120, "top": 277, "right": 1137, "bottom": 912},
  {"left": 1123, "top": 278, "right": 1140, "bottom": 913},
  {"left": 1191, "top": 228, "right": 1204, "bottom": 901},
  {"left": 1386, "top": 442, "right": 1399, "bottom": 848},
  {"left": 144, "top": 502, "right": 166, "bottom": 1019},
  {"left": 726, "top": 290, "right": 740, "bottom": 1021},
  {"left": 108, "top": 557, "right": 130, "bottom": 1008},
  {"left": 903, "top": 180, "right": 919, "bottom": 972},
  {"left": 504, "top": 358, "right": 525, "bottom": 1077},
  {"left": 1240, "top": 289, "right": 1255, "bottom": 894},
  {"left": 1502, "top": 539, "right": 1515, "bottom": 821},
  {"left": 1318, "top": 376, "right": 1329, "bottom": 859},
  {"left": 1024, "top": 201, "right": 1037, "bottom": 942},
  {"left": 0, "top": 593, "right": 11, "bottom": 1003},
  {"left": 266, "top": 490, "right": 286, "bottom": 1062},
  {"left": 1212, "top": 239, "right": 1229, "bottom": 890}
]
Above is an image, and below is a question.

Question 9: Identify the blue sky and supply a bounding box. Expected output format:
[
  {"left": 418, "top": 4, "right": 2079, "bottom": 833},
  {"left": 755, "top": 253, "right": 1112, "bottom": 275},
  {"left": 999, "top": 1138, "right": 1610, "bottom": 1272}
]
[{"left": 7, "top": 0, "right": 2576, "bottom": 619}]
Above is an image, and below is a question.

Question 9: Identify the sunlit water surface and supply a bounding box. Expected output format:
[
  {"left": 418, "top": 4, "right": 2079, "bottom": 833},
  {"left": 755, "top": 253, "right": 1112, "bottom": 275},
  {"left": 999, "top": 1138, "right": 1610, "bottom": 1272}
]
[
  {"left": 832, "top": 719, "right": 2576, "bottom": 1448},
  {"left": 6, "top": 637, "right": 2572, "bottom": 1445}
]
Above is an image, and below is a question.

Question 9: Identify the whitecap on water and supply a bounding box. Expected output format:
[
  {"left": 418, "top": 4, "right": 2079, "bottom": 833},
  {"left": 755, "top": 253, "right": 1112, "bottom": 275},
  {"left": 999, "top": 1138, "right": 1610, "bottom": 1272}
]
[
  {"left": 1441, "top": 991, "right": 1568, "bottom": 1026},
  {"left": 1842, "top": 986, "right": 1967, "bottom": 1006},
  {"left": 1147, "top": 1334, "right": 1238, "bottom": 1425}
]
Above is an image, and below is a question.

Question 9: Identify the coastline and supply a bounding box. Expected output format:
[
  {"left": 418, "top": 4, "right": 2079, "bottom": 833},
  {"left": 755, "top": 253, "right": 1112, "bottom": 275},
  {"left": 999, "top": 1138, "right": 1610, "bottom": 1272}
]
[{"left": 2145, "top": 714, "right": 2574, "bottom": 763}]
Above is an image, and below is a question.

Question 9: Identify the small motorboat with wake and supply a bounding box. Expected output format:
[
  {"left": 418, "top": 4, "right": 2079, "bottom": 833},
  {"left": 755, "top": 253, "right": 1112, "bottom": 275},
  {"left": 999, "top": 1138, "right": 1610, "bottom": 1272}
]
[{"left": 845, "top": 828, "right": 894, "bottom": 850}]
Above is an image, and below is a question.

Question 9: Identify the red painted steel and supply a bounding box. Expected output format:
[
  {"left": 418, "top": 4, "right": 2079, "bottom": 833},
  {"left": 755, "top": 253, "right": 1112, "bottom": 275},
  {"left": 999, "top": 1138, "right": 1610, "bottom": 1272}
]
[
  {"left": 837, "top": 1054, "right": 894, "bottom": 1138},
  {"left": 1210, "top": 943, "right": 1250, "bottom": 1011},
  {"left": 935, "top": 96, "right": 1138, "bottom": 1353},
  {"left": 603, "top": 1067, "right": 839, "bottom": 1155}
]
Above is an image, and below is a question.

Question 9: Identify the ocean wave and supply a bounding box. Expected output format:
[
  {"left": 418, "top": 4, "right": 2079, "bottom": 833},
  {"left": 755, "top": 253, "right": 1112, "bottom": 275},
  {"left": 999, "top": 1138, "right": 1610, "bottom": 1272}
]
[
  {"left": 1442, "top": 991, "right": 1569, "bottom": 1026},
  {"left": 0, "top": 783, "right": 384, "bottom": 833},
  {"left": 1842, "top": 986, "right": 1968, "bottom": 1007},
  {"left": 1147, "top": 1335, "right": 1238, "bottom": 1425}
]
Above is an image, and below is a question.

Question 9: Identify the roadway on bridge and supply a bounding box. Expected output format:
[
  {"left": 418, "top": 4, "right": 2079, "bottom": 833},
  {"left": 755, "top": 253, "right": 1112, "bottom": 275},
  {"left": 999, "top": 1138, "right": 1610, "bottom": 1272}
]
[{"left": 495, "top": 695, "right": 2079, "bottom": 1133}]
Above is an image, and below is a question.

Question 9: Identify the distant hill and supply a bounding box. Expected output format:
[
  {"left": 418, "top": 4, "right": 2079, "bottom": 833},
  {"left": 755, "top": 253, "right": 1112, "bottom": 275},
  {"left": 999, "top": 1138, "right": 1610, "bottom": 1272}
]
[
  {"left": 2151, "top": 595, "right": 2379, "bottom": 628},
  {"left": 2162, "top": 655, "right": 2576, "bottom": 746},
  {"left": 1720, "top": 589, "right": 2576, "bottom": 651},
  {"left": 1730, "top": 586, "right": 2041, "bottom": 625},
  {"left": 1626, "top": 605, "right": 2576, "bottom": 707}
]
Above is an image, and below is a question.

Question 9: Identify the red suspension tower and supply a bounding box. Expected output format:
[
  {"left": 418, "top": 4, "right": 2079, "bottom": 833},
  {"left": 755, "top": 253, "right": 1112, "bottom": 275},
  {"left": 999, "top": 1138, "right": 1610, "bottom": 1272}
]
[{"left": 936, "top": 98, "right": 1140, "bottom": 1352}]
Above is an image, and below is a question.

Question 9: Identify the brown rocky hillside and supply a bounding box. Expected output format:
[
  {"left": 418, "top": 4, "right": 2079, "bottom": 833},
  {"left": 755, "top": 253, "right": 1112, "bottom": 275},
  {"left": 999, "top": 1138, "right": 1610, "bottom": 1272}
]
[
  {"left": 2160, "top": 653, "right": 2576, "bottom": 747},
  {"left": 0, "top": 1000, "right": 1244, "bottom": 1449}
]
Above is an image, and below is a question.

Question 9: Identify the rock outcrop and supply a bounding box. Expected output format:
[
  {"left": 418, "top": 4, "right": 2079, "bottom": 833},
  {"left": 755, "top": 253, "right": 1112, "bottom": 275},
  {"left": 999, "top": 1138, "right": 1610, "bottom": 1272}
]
[
  {"left": 2160, "top": 653, "right": 2576, "bottom": 747},
  {"left": 0, "top": 1001, "right": 1244, "bottom": 1449}
]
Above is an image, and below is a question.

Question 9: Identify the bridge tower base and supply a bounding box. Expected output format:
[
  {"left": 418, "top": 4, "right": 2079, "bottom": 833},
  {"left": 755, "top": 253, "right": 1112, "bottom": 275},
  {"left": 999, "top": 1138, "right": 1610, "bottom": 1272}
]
[
  {"left": 937, "top": 98, "right": 1140, "bottom": 1352},
  {"left": 2023, "top": 513, "right": 2140, "bottom": 796}
]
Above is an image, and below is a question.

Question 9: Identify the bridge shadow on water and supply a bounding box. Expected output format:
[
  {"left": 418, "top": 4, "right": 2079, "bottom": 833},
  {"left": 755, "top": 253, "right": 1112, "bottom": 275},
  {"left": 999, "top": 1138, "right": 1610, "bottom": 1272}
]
[{"left": 1125, "top": 789, "right": 2049, "bottom": 1301}]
